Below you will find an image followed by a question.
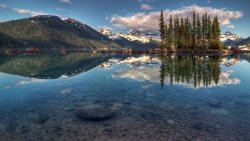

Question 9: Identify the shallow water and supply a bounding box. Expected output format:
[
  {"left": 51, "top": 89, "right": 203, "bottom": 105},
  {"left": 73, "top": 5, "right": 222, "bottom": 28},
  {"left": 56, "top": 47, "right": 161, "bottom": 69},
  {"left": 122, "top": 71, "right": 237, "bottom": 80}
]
[{"left": 0, "top": 53, "right": 250, "bottom": 141}]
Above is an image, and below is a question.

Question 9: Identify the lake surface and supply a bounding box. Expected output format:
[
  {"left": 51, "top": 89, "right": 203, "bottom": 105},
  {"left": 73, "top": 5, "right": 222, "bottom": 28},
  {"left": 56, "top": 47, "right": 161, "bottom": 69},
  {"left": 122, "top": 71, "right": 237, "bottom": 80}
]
[{"left": 0, "top": 53, "right": 250, "bottom": 141}]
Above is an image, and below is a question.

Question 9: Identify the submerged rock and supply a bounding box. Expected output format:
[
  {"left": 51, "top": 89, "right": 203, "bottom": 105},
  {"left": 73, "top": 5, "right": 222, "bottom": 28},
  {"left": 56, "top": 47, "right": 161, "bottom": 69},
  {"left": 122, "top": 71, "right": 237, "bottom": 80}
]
[
  {"left": 167, "top": 119, "right": 175, "bottom": 124},
  {"left": 208, "top": 99, "right": 222, "bottom": 108},
  {"left": 34, "top": 114, "right": 49, "bottom": 124},
  {"left": 75, "top": 104, "right": 115, "bottom": 121}
]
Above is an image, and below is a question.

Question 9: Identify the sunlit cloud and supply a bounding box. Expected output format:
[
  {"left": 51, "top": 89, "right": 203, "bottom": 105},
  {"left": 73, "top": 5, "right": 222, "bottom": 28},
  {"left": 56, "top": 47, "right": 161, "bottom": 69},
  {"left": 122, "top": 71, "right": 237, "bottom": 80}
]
[{"left": 111, "top": 5, "right": 243, "bottom": 32}]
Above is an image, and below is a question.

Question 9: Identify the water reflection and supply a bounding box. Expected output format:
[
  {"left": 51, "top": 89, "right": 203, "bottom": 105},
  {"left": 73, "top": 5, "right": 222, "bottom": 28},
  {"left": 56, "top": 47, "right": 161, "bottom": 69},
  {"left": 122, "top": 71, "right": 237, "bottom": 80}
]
[
  {"left": 160, "top": 55, "right": 222, "bottom": 88},
  {"left": 111, "top": 55, "right": 240, "bottom": 88},
  {"left": 0, "top": 53, "right": 243, "bottom": 89},
  {"left": 0, "top": 53, "right": 119, "bottom": 79},
  {"left": 0, "top": 53, "right": 250, "bottom": 141}
]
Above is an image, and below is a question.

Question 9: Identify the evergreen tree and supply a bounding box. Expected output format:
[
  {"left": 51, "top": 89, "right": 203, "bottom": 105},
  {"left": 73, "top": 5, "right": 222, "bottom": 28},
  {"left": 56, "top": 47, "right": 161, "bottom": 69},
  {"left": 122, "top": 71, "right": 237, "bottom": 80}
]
[
  {"left": 184, "top": 17, "right": 189, "bottom": 49},
  {"left": 159, "top": 10, "right": 165, "bottom": 41},
  {"left": 169, "top": 15, "right": 174, "bottom": 49},
  {"left": 211, "top": 16, "right": 222, "bottom": 49},
  {"left": 192, "top": 11, "right": 197, "bottom": 48},
  {"left": 204, "top": 13, "right": 208, "bottom": 47},
  {"left": 212, "top": 16, "right": 220, "bottom": 41},
  {"left": 185, "top": 17, "right": 192, "bottom": 49},
  {"left": 197, "top": 15, "right": 202, "bottom": 48},
  {"left": 158, "top": 11, "right": 222, "bottom": 50},
  {"left": 174, "top": 17, "right": 180, "bottom": 48},
  {"left": 202, "top": 14, "right": 206, "bottom": 47},
  {"left": 164, "top": 23, "right": 169, "bottom": 48},
  {"left": 180, "top": 18, "right": 185, "bottom": 48},
  {"left": 207, "top": 16, "right": 213, "bottom": 47}
]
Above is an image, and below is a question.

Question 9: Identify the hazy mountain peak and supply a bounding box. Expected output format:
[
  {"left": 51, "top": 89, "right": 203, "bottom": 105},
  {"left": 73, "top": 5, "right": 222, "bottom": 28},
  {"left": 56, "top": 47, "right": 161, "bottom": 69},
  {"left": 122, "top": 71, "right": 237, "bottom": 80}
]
[
  {"left": 98, "top": 28, "right": 160, "bottom": 43},
  {"left": 221, "top": 31, "right": 242, "bottom": 42},
  {"left": 98, "top": 28, "right": 113, "bottom": 35}
]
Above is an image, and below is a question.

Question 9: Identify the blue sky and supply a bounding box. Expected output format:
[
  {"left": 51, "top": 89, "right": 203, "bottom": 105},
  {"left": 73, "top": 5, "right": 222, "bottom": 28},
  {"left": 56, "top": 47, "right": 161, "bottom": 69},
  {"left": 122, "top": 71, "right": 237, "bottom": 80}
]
[{"left": 0, "top": 0, "right": 249, "bottom": 37}]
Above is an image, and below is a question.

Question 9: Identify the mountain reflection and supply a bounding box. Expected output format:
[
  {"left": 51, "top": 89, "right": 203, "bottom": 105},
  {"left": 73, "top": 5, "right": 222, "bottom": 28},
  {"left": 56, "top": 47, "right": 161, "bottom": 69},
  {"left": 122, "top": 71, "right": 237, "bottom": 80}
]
[
  {"left": 0, "top": 53, "right": 242, "bottom": 88},
  {"left": 0, "top": 53, "right": 114, "bottom": 79},
  {"left": 111, "top": 55, "right": 240, "bottom": 88}
]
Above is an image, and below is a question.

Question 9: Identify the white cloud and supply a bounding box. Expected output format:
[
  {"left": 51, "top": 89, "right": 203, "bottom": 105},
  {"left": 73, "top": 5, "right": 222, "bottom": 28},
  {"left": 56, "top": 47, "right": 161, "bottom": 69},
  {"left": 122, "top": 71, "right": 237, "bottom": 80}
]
[
  {"left": 59, "top": 0, "right": 71, "bottom": 4},
  {"left": 111, "top": 5, "right": 243, "bottom": 32},
  {"left": 12, "top": 8, "right": 47, "bottom": 16},
  {"left": 226, "top": 24, "right": 235, "bottom": 29},
  {"left": 0, "top": 3, "right": 7, "bottom": 8},
  {"left": 0, "top": 3, "right": 48, "bottom": 16},
  {"left": 140, "top": 4, "right": 153, "bottom": 11}
]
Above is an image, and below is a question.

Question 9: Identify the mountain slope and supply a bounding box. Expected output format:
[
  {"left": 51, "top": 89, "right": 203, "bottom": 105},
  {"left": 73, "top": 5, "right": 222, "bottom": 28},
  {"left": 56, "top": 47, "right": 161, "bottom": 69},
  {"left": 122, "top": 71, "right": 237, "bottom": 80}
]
[
  {"left": 221, "top": 31, "right": 242, "bottom": 42},
  {"left": 0, "top": 15, "right": 120, "bottom": 50},
  {"left": 98, "top": 28, "right": 159, "bottom": 49},
  {"left": 220, "top": 31, "right": 247, "bottom": 46}
]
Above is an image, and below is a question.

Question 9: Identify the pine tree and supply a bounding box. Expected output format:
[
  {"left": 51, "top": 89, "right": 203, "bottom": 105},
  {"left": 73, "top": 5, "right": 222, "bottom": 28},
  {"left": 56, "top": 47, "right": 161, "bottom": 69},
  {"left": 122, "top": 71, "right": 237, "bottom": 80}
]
[
  {"left": 211, "top": 16, "right": 222, "bottom": 49},
  {"left": 212, "top": 16, "right": 220, "bottom": 41},
  {"left": 207, "top": 16, "right": 213, "bottom": 47},
  {"left": 202, "top": 14, "right": 206, "bottom": 47},
  {"left": 169, "top": 15, "right": 174, "bottom": 49},
  {"left": 184, "top": 17, "right": 189, "bottom": 49},
  {"left": 185, "top": 17, "right": 193, "bottom": 49},
  {"left": 158, "top": 11, "right": 222, "bottom": 50},
  {"left": 197, "top": 15, "right": 202, "bottom": 48},
  {"left": 164, "top": 22, "right": 169, "bottom": 48},
  {"left": 174, "top": 17, "right": 180, "bottom": 48},
  {"left": 180, "top": 18, "right": 185, "bottom": 48},
  {"left": 192, "top": 11, "right": 197, "bottom": 48},
  {"left": 159, "top": 10, "right": 165, "bottom": 41},
  {"left": 204, "top": 13, "right": 208, "bottom": 47}
]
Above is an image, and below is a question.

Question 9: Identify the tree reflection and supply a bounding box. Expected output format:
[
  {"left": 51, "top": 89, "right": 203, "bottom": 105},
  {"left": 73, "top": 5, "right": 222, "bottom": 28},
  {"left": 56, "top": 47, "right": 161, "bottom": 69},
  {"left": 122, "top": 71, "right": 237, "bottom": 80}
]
[{"left": 159, "top": 54, "right": 222, "bottom": 88}]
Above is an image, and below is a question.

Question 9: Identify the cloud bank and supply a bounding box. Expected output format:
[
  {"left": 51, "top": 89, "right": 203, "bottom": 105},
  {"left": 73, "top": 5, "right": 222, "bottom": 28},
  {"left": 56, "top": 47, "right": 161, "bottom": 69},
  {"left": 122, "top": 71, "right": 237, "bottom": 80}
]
[{"left": 111, "top": 5, "right": 243, "bottom": 32}]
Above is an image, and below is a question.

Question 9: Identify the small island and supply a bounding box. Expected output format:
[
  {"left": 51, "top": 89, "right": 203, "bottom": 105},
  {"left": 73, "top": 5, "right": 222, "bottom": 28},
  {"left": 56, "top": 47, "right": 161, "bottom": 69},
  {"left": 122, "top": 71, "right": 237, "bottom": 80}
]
[{"left": 156, "top": 11, "right": 247, "bottom": 54}]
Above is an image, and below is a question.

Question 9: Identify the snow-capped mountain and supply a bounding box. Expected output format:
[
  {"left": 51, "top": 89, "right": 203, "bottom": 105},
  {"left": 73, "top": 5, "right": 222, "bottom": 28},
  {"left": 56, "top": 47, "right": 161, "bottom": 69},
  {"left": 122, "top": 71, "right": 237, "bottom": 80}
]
[
  {"left": 98, "top": 28, "right": 160, "bottom": 43},
  {"left": 220, "top": 31, "right": 242, "bottom": 42}
]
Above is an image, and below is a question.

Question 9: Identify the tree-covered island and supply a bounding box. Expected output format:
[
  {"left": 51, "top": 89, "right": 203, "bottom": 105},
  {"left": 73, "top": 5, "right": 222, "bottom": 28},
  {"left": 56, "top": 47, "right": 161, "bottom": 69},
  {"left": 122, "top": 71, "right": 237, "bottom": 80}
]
[{"left": 158, "top": 11, "right": 223, "bottom": 53}]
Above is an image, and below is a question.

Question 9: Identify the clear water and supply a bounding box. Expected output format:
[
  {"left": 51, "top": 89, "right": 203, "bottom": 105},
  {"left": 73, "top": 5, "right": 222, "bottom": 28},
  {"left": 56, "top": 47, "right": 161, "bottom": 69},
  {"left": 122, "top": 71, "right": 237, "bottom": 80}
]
[{"left": 0, "top": 53, "right": 250, "bottom": 141}]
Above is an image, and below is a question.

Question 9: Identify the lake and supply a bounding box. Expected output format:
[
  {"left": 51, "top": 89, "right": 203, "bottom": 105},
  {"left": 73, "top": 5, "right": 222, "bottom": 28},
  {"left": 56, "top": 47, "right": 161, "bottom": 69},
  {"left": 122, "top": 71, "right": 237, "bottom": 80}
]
[{"left": 0, "top": 53, "right": 250, "bottom": 141}]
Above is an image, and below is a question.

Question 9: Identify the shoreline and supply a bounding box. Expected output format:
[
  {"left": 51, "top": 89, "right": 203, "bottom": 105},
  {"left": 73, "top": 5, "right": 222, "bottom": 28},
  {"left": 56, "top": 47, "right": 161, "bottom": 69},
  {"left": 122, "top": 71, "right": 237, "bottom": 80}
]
[{"left": 0, "top": 48, "right": 249, "bottom": 55}]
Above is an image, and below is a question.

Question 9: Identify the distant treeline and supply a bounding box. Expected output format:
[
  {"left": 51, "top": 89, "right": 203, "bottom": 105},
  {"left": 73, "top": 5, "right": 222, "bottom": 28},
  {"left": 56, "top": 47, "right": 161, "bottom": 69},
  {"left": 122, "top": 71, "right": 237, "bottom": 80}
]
[{"left": 159, "top": 11, "right": 222, "bottom": 50}]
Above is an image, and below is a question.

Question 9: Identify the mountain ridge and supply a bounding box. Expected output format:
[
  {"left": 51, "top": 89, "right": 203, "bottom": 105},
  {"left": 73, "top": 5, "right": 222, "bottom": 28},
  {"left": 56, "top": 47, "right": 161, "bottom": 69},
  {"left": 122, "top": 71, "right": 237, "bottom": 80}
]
[{"left": 0, "top": 15, "right": 120, "bottom": 51}]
